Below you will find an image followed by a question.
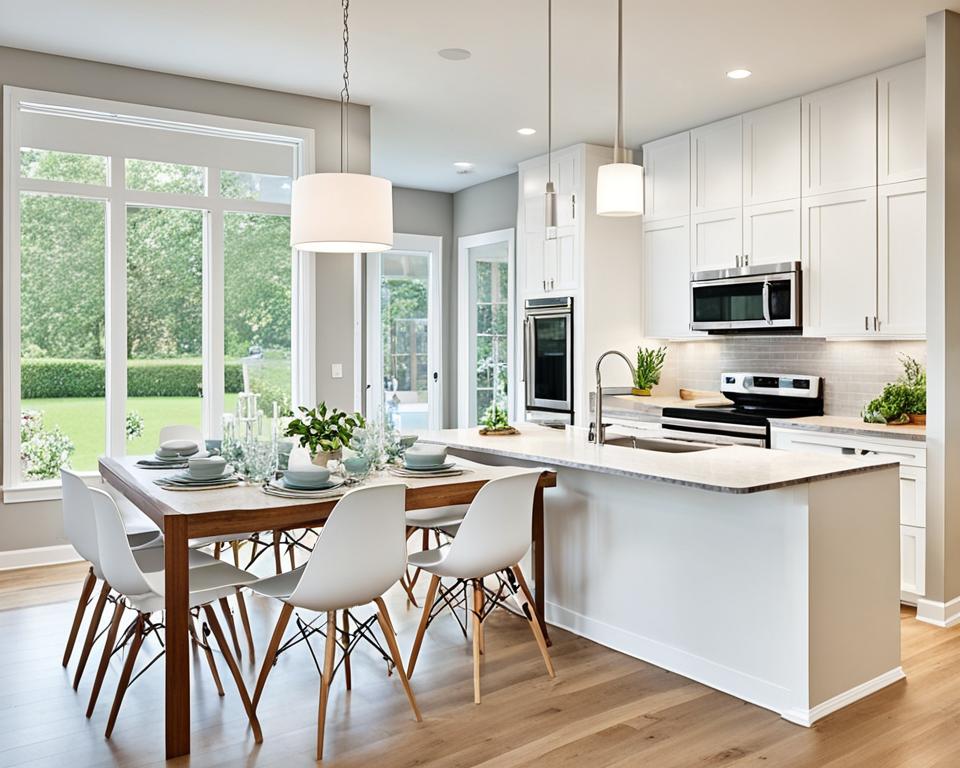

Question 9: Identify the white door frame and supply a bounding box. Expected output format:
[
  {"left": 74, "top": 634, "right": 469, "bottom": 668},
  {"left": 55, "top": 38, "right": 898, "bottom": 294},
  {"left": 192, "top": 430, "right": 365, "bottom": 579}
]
[
  {"left": 457, "top": 228, "right": 516, "bottom": 427},
  {"left": 365, "top": 233, "right": 444, "bottom": 430}
]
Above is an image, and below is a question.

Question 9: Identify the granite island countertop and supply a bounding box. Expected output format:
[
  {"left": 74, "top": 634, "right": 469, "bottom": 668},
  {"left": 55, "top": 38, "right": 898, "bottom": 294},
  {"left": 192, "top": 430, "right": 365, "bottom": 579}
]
[{"left": 416, "top": 422, "right": 899, "bottom": 495}]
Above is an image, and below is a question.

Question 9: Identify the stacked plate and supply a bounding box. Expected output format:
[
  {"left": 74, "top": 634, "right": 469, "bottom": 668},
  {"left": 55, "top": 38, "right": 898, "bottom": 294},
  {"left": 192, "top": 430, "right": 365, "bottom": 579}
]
[
  {"left": 153, "top": 456, "right": 239, "bottom": 491},
  {"left": 390, "top": 444, "right": 463, "bottom": 478},
  {"left": 137, "top": 439, "right": 207, "bottom": 469},
  {"left": 264, "top": 473, "right": 346, "bottom": 499}
]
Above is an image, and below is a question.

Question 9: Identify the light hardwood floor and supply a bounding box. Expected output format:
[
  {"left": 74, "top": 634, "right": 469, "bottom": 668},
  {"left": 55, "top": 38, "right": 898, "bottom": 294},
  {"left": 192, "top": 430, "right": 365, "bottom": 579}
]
[{"left": 2, "top": 562, "right": 960, "bottom": 767}]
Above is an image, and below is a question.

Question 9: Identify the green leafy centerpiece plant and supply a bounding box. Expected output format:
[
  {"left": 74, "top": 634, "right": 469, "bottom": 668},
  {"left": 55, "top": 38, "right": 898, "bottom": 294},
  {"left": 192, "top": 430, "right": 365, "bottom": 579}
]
[
  {"left": 284, "top": 402, "right": 365, "bottom": 466},
  {"left": 633, "top": 346, "right": 667, "bottom": 396},
  {"left": 862, "top": 355, "right": 926, "bottom": 425},
  {"left": 479, "top": 402, "right": 518, "bottom": 435}
]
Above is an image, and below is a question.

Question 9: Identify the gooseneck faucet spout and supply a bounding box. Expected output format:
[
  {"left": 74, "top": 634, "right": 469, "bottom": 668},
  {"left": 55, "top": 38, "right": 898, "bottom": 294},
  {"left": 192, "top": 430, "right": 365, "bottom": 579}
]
[{"left": 592, "top": 350, "right": 636, "bottom": 445}]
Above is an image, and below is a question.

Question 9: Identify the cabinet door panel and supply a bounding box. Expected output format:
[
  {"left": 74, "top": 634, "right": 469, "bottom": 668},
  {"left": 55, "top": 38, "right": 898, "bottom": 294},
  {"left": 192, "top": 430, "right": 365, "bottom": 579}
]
[
  {"left": 643, "top": 216, "right": 692, "bottom": 338},
  {"left": 553, "top": 230, "right": 578, "bottom": 291},
  {"left": 878, "top": 180, "right": 926, "bottom": 336},
  {"left": 743, "top": 98, "right": 801, "bottom": 205},
  {"left": 802, "top": 188, "right": 877, "bottom": 336},
  {"left": 523, "top": 230, "right": 547, "bottom": 295},
  {"left": 900, "top": 525, "right": 926, "bottom": 597},
  {"left": 743, "top": 200, "right": 800, "bottom": 266},
  {"left": 802, "top": 75, "right": 877, "bottom": 195},
  {"left": 642, "top": 132, "right": 690, "bottom": 221},
  {"left": 879, "top": 59, "right": 925, "bottom": 185},
  {"left": 899, "top": 465, "right": 926, "bottom": 527},
  {"left": 691, "top": 116, "right": 742, "bottom": 212},
  {"left": 691, "top": 208, "right": 742, "bottom": 271}
]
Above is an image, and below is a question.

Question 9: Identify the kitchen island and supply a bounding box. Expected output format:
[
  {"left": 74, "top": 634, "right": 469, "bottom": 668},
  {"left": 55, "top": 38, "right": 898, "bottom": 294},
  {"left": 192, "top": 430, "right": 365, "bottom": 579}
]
[{"left": 417, "top": 422, "right": 903, "bottom": 726}]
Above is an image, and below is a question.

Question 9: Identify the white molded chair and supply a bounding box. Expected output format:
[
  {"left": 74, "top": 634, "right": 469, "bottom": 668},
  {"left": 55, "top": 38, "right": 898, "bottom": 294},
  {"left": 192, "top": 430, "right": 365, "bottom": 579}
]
[
  {"left": 399, "top": 505, "right": 468, "bottom": 606},
  {"left": 158, "top": 424, "right": 203, "bottom": 448},
  {"left": 405, "top": 470, "right": 555, "bottom": 704},
  {"left": 249, "top": 483, "right": 422, "bottom": 761},
  {"left": 90, "top": 486, "right": 262, "bottom": 740}
]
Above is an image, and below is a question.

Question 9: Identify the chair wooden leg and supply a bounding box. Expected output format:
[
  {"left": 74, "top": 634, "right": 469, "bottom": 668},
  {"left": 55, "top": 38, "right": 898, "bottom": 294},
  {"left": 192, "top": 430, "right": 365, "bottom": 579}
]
[
  {"left": 398, "top": 573, "right": 419, "bottom": 608},
  {"left": 288, "top": 536, "right": 297, "bottom": 570},
  {"left": 511, "top": 565, "right": 555, "bottom": 679},
  {"left": 231, "top": 539, "right": 241, "bottom": 568},
  {"left": 86, "top": 598, "right": 125, "bottom": 718},
  {"left": 218, "top": 596, "right": 244, "bottom": 659},
  {"left": 105, "top": 614, "right": 145, "bottom": 738},
  {"left": 73, "top": 580, "right": 111, "bottom": 689},
  {"left": 472, "top": 579, "right": 483, "bottom": 704},
  {"left": 63, "top": 566, "right": 96, "bottom": 667},
  {"left": 213, "top": 541, "right": 222, "bottom": 560},
  {"left": 203, "top": 604, "right": 263, "bottom": 743},
  {"left": 235, "top": 588, "right": 255, "bottom": 659},
  {"left": 272, "top": 530, "right": 283, "bottom": 575},
  {"left": 341, "top": 610, "right": 351, "bottom": 691},
  {"left": 317, "top": 610, "right": 337, "bottom": 761},
  {"left": 373, "top": 597, "right": 422, "bottom": 722},
  {"left": 406, "top": 574, "right": 440, "bottom": 679},
  {"left": 190, "top": 617, "right": 224, "bottom": 696},
  {"left": 476, "top": 581, "right": 485, "bottom": 656},
  {"left": 252, "top": 602, "right": 293, "bottom": 709}
]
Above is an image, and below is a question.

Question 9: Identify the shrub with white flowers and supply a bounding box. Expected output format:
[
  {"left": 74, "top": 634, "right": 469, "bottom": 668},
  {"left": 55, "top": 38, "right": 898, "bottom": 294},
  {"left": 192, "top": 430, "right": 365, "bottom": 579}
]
[
  {"left": 126, "top": 411, "right": 144, "bottom": 441},
  {"left": 20, "top": 409, "right": 74, "bottom": 480}
]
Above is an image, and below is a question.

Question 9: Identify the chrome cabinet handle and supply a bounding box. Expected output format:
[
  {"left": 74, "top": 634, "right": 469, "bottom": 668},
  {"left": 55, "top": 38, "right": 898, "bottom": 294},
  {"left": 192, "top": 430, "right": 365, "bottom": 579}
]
[
  {"left": 735, "top": 255, "right": 741, "bottom": 268},
  {"left": 762, "top": 280, "right": 771, "bottom": 324},
  {"left": 864, "top": 315, "right": 869, "bottom": 331},
  {"left": 873, "top": 316, "right": 878, "bottom": 331},
  {"left": 744, "top": 254, "right": 750, "bottom": 266}
]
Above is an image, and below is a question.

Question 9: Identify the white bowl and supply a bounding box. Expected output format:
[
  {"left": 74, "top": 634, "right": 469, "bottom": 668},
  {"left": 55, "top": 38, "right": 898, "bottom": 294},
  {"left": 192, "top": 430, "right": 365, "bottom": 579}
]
[
  {"left": 187, "top": 456, "right": 227, "bottom": 479},
  {"left": 158, "top": 439, "right": 199, "bottom": 457},
  {"left": 404, "top": 445, "right": 448, "bottom": 468},
  {"left": 283, "top": 466, "right": 331, "bottom": 488}
]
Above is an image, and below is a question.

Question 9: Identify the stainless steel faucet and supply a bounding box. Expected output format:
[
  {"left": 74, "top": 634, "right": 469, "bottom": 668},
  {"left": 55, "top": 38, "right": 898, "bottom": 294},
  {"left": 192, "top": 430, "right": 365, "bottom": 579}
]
[{"left": 591, "top": 350, "right": 636, "bottom": 445}]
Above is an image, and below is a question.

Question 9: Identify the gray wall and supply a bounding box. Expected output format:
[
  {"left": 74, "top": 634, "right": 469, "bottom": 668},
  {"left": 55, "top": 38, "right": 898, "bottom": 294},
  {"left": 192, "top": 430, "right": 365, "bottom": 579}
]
[{"left": 0, "top": 46, "right": 367, "bottom": 554}]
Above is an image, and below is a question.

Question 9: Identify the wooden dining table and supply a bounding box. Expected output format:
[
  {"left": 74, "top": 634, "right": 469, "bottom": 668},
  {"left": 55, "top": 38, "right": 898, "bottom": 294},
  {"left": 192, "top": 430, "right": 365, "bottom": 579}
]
[{"left": 98, "top": 455, "right": 557, "bottom": 759}]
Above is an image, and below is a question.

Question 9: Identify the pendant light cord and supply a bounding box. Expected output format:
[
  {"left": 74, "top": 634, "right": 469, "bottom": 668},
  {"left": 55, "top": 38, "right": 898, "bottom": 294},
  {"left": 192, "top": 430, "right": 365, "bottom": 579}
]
[
  {"left": 547, "top": 0, "right": 552, "bottom": 184},
  {"left": 615, "top": 0, "right": 623, "bottom": 164},
  {"left": 340, "top": 0, "right": 350, "bottom": 174}
]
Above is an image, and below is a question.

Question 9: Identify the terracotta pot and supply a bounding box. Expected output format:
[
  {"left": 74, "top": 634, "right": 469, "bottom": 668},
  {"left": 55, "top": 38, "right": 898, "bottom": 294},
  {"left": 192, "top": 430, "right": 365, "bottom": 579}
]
[
  {"left": 312, "top": 448, "right": 342, "bottom": 467},
  {"left": 631, "top": 388, "right": 652, "bottom": 397},
  {"left": 908, "top": 413, "right": 926, "bottom": 426}
]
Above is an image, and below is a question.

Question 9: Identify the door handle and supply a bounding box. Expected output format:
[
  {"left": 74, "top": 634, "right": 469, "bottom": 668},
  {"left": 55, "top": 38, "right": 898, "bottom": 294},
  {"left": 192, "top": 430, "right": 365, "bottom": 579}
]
[
  {"left": 762, "top": 280, "right": 771, "bottom": 324},
  {"left": 433, "top": 371, "right": 439, "bottom": 382}
]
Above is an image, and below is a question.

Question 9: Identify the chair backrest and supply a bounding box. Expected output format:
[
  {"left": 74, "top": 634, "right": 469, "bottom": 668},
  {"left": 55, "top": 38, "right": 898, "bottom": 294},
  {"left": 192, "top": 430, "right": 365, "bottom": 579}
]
[
  {"left": 90, "top": 488, "right": 154, "bottom": 598},
  {"left": 158, "top": 424, "right": 202, "bottom": 448},
  {"left": 61, "top": 469, "right": 100, "bottom": 567},
  {"left": 437, "top": 470, "right": 543, "bottom": 578},
  {"left": 290, "top": 483, "right": 407, "bottom": 612}
]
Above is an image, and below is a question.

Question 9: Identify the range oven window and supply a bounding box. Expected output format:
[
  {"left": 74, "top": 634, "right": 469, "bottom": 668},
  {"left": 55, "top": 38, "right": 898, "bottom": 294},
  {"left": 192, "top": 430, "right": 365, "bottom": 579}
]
[
  {"left": 532, "top": 316, "right": 569, "bottom": 402},
  {"left": 692, "top": 278, "right": 793, "bottom": 323}
]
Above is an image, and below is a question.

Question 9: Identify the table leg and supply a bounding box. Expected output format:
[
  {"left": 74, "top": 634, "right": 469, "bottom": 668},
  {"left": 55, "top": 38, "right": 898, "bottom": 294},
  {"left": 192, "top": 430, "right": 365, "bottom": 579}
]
[
  {"left": 164, "top": 515, "right": 190, "bottom": 758},
  {"left": 532, "top": 485, "right": 551, "bottom": 646}
]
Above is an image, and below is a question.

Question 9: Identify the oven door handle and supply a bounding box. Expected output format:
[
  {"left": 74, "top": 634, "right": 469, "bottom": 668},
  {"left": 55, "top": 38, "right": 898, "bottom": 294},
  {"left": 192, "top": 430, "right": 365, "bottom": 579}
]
[
  {"left": 523, "top": 317, "right": 535, "bottom": 400},
  {"left": 762, "top": 280, "right": 772, "bottom": 324},
  {"left": 661, "top": 416, "right": 768, "bottom": 435}
]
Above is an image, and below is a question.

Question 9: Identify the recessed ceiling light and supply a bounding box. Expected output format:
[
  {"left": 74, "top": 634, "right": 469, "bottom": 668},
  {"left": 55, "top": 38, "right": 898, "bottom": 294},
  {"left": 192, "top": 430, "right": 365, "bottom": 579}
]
[
  {"left": 453, "top": 161, "right": 474, "bottom": 169},
  {"left": 438, "top": 48, "right": 471, "bottom": 61},
  {"left": 517, "top": 127, "right": 537, "bottom": 136},
  {"left": 726, "top": 68, "right": 752, "bottom": 80}
]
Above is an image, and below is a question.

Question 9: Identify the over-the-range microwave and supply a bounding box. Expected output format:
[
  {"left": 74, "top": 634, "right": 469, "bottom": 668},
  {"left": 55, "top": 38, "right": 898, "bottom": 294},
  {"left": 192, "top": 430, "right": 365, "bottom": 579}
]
[{"left": 689, "top": 261, "right": 802, "bottom": 333}]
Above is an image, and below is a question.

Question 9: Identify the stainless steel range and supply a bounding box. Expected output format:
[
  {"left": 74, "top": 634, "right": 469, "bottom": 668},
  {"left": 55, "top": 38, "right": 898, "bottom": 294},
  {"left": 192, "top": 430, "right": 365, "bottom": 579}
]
[{"left": 661, "top": 372, "right": 824, "bottom": 448}]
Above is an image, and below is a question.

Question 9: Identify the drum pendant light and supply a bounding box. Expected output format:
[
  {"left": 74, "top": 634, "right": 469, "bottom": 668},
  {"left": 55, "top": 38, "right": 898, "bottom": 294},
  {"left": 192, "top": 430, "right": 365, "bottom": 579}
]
[
  {"left": 544, "top": 0, "right": 558, "bottom": 230},
  {"left": 596, "top": 0, "right": 644, "bottom": 217},
  {"left": 290, "top": 0, "right": 393, "bottom": 253}
]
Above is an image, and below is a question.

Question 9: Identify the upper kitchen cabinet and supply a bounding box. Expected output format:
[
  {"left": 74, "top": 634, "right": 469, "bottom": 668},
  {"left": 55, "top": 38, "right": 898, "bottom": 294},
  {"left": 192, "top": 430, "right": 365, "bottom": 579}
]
[
  {"left": 691, "top": 115, "right": 742, "bottom": 213},
  {"left": 643, "top": 216, "right": 695, "bottom": 339},
  {"left": 878, "top": 59, "right": 926, "bottom": 185},
  {"left": 742, "top": 199, "right": 801, "bottom": 266},
  {"left": 742, "top": 98, "right": 801, "bottom": 205},
  {"left": 877, "top": 179, "right": 926, "bottom": 337},
  {"left": 641, "top": 131, "right": 690, "bottom": 221},
  {"left": 801, "top": 75, "right": 877, "bottom": 196},
  {"left": 691, "top": 207, "right": 742, "bottom": 270}
]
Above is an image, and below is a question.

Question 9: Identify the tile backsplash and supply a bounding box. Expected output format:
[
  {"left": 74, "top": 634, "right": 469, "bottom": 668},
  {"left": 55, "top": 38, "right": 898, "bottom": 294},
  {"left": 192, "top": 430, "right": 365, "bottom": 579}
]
[{"left": 654, "top": 337, "right": 926, "bottom": 417}]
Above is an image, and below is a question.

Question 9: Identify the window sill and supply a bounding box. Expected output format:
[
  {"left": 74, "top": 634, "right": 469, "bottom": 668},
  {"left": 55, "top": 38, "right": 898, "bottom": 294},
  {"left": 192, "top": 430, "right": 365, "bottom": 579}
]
[{"left": 2, "top": 471, "right": 101, "bottom": 504}]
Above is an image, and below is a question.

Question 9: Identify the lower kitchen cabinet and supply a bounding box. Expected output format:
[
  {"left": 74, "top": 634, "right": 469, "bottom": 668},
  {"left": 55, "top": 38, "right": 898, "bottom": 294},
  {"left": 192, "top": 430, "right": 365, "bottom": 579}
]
[{"left": 771, "top": 426, "right": 926, "bottom": 602}]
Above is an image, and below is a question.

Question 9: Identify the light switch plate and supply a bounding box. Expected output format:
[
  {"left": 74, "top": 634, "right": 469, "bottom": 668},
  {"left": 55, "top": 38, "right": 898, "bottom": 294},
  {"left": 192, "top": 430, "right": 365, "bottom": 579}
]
[{"left": 331, "top": 363, "right": 343, "bottom": 379}]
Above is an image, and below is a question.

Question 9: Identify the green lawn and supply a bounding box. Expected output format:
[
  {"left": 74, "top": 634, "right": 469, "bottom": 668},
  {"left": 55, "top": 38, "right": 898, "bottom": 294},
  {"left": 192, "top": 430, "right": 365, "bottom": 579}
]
[{"left": 23, "top": 394, "right": 239, "bottom": 471}]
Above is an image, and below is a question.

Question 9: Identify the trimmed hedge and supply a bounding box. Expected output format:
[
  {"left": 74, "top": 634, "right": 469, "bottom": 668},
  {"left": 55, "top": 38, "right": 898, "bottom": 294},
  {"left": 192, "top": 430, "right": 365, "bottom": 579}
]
[{"left": 21, "top": 359, "right": 243, "bottom": 398}]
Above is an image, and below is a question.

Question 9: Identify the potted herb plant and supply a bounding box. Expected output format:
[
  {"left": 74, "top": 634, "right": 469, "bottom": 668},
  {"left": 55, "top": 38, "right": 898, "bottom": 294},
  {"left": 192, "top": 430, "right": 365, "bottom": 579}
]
[
  {"left": 633, "top": 346, "right": 667, "bottom": 396},
  {"left": 862, "top": 355, "right": 926, "bottom": 425},
  {"left": 284, "top": 402, "right": 365, "bottom": 466},
  {"left": 479, "top": 401, "right": 517, "bottom": 435}
]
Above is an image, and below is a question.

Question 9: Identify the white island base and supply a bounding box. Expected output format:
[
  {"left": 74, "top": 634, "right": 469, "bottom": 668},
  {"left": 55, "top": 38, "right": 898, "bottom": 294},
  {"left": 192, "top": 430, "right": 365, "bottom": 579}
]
[{"left": 430, "top": 427, "right": 904, "bottom": 727}]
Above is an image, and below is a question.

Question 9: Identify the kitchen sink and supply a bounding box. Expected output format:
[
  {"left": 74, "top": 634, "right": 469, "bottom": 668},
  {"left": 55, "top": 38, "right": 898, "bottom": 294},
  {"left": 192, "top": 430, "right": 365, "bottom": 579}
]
[{"left": 601, "top": 435, "right": 718, "bottom": 453}]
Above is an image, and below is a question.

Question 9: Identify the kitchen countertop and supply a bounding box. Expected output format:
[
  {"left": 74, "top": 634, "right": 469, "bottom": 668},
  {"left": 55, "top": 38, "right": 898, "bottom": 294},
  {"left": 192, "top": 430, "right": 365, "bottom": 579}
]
[
  {"left": 416, "top": 422, "right": 898, "bottom": 495},
  {"left": 768, "top": 415, "right": 926, "bottom": 442}
]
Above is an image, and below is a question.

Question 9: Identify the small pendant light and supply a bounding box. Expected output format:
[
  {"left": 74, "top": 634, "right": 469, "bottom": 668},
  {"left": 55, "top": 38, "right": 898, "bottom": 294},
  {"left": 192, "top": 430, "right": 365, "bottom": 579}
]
[
  {"left": 290, "top": 0, "right": 394, "bottom": 253},
  {"left": 544, "top": 0, "right": 558, "bottom": 230},
  {"left": 596, "top": 0, "right": 644, "bottom": 217}
]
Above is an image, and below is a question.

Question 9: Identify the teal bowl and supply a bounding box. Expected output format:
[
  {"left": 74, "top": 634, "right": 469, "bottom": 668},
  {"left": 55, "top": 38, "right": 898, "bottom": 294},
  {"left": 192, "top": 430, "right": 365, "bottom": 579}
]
[
  {"left": 342, "top": 456, "right": 370, "bottom": 476},
  {"left": 403, "top": 445, "right": 448, "bottom": 468},
  {"left": 283, "top": 467, "right": 331, "bottom": 488}
]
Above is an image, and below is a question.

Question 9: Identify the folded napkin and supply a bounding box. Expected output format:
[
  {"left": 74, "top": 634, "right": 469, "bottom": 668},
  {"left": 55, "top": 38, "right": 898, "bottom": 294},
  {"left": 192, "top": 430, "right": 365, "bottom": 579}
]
[{"left": 137, "top": 458, "right": 188, "bottom": 469}]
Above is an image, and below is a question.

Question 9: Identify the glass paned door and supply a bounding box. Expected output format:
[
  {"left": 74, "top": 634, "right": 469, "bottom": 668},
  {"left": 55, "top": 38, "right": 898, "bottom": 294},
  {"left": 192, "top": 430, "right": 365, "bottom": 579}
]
[{"left": 366, "top": 235, "right": 443, "bottom": 432}]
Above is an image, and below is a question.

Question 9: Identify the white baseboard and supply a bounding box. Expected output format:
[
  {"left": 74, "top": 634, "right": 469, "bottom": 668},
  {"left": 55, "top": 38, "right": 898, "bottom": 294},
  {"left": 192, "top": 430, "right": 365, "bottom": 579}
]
[
  {"left": 780, "top": 667, "right": 905, "bottom": 727},
  {"left": 0, "top": 544, "right": 81, "bottom": 571},
  {"left": 915, "top": 595, "right": 960, "bottom": 628}
]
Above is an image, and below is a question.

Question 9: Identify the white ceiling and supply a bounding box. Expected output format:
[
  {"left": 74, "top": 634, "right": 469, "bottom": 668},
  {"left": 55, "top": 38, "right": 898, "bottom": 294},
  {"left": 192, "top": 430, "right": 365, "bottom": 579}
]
[{"left": 0, "top": 0, "right": 954, "bottom": 192}]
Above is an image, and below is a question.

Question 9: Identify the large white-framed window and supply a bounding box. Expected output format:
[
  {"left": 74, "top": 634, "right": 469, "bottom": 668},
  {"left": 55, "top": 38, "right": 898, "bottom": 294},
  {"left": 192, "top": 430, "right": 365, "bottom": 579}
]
[
  {"left": 457, "top": 228, "right": 516, "bottom": 427},
  {"left": 365, "top": 234, "right": 444, "bottom": 431},
  {"left": 2, "top": 87, "right": 316, "bottom": 501}
]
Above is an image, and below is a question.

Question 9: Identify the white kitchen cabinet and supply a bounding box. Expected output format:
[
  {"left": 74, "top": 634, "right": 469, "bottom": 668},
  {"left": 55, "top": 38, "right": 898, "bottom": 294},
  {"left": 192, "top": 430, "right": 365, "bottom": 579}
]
[
  {"left": 642, "top": 131, "right": 690, "bottom": 221},
  {"left": 643, "top": 216, "right": 693, "bottom": 338},
  {"left": 691, "top": 207, "right": 742, "bottom": 271},
  {"left": 770, "top": 427, "right": 927, "bottom": 601},
  {"left": 802, "top": 187, "right": 877, "bottom": 336},
  {"left": 878, "top": 59, "right": 925, "bottom": 185},
  {"left": 743, "top": 98, "right": 801, "bottom": 205},
  {"left": 801, "top": 75, "right": 877, "bottom": 196},
  {"left": 691, "top": 115, "right": 742, "bottom": 213},
  {"left": 742, "top": 199, "right": 801, "bottom": 266},
  {"left": 878, "top": 180, "right": 926, "bottom": 337},
  {"left": 522, "top": 227, "right": 547, "bottom": 294}
]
